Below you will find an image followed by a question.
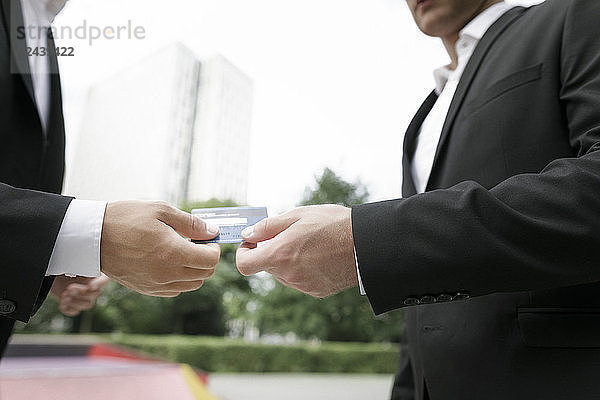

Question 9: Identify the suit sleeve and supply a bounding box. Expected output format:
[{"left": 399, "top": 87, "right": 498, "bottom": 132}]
[
  {"left": 0, "top": 182, "right": 72, "bottom": 322},
  {"left": 352, "top": 0, "right": 600, "bottom": 315}
]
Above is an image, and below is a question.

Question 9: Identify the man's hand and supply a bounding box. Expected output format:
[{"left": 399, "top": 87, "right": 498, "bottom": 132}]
[
  {"left": 100, "top": 201, "right": 220, "bottom": 297},
  {"left": 236, "top": 205, "right": 357, "bottom": 298},
  {"left": 50, "top": 275, "right": 110, "bottom": 317}
]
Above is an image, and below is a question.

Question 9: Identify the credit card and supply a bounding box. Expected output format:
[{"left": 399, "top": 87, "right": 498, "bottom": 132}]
[{"left": 191, "top": 206, "right": 268, "bottom": 244}]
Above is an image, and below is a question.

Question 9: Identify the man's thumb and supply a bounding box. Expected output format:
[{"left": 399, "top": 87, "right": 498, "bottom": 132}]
[
  {"left": 160, "top": 207, "right": 219, "bottom": 240},
  {"left": 241, "top": 214, "right": 298, "bottom": 243}
]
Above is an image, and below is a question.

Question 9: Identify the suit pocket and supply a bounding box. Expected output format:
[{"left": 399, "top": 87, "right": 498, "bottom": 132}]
[
  {"left": 464, "top": 63, "right": 543, "bottom": 115},
  {"left": 518, "top": 307, "right": 600, "bottom": 348}
]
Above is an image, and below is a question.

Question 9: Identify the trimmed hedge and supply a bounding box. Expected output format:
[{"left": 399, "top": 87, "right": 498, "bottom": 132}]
[{"left": 109, "top": 335, "right": 400, "bottom": 374}]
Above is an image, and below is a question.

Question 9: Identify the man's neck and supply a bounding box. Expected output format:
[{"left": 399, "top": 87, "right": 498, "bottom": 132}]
[{"left": 441, "top": 0, "right": 502, "bottom": 70}]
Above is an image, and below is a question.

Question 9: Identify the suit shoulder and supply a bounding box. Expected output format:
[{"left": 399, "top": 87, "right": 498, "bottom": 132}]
[
  {"left": 523, "top": 0, "right": 569, "bottom": 16},
  {"left": 529, "top": 0, "right": 597, "bottom": 15},
  {"left": 519, "top": 0, "right": 598, "bottom": 31}
]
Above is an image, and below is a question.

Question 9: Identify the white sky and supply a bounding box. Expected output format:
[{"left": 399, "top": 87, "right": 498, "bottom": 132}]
[{"left": 55, "top": 0, "right": 543, "bottom": 214}]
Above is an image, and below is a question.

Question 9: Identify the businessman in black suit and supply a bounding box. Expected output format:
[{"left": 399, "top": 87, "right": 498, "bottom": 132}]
[
  {"left": 236, "top": 0, "right": 600, "bottom": 398},
  {"left": 0, "top": 0, "right": 221, "bottom": 356}
]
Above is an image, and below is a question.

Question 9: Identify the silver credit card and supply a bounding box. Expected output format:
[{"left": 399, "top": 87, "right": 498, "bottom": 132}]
[{"left": 191, "top": 206, "right": 268, "bottom": 244}]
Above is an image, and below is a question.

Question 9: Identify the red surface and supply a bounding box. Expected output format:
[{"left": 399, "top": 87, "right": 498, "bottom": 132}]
[
  {"left": 87, "top": 344, "right": 208, "bottom": 385},
  {"left": 0, "top": 357, "right": 201, "bottom": 400},
  {"left": 87, "top": 344, "right": 156, "bottom": 362}
]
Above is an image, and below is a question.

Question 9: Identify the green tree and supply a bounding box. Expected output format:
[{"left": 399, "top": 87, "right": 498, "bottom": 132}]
[
  {"left": 300, "top": 167, "right": 369, "bottom": 206},
  {"left": 256, "top": 168, "right": 403, "bottom": 342}
]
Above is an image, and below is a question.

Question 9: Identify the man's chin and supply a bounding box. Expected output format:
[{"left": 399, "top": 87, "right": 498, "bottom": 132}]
[
  {"left": 414, "top": 12, "right": 457, "bottom": 39},
  {"left": 416, "top": 20, "right": 447, "bottom": 38}
]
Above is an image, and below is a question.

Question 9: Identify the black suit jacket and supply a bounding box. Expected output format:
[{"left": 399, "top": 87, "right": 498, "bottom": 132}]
[
  {"left": 352, "top": 0, "right": 600, "bottom": 399},
  {"left": 0, "top": 0, "right": 72, "bottom": 353}
]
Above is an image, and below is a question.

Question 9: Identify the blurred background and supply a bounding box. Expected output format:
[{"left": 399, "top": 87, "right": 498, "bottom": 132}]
[{"left": 2, "top": 0, "right": 544, "bottom": 399}]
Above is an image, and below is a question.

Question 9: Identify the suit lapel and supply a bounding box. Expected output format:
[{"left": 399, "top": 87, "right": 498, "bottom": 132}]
[
  {"left": 1, "top": 0, "right": 35, "bottom": 104},
  {"left": 425, "top": 6, "right": 526, "bottom": 191},
  {"left": 402, "top": 90, "right": 438, "bottom": 197},
  {"left": 47, "top": 29, "right": 65, "bottom": 140}
]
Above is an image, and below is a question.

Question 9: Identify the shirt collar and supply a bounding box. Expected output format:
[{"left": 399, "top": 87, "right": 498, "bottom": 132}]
[
  {"left": 432, "top": 1, "right": 516, "bottom": 94},
  {"left": 460, "top": 1, "right": 516, "bottom": 42}
]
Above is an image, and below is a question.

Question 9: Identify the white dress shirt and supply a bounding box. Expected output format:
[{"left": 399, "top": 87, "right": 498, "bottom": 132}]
[
  {"left": 357, "top": 1, "right": 516, "bottom": 295},
  {"left": 20, "top": 0, "right": 106, "bottom": 278},
  {"left": 411, "top": 1, "right": 517, "bottom": 193}
]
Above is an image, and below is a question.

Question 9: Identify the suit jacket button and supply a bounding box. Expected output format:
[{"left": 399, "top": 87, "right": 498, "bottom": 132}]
[
  {"left": 453, "top": 293, "right": 470, "bottom": 301},
  {"left": 420, "top": 295, "right": 436, "bottom": 304},
  {"left": 0, "top": 300, "right": 16, "bottom": 315},
  {"left": 437, "top": 294, "right": 453, "bottom": 302},
  {"left": 404, "top": 297, "right": 421, "bottom": 306}
]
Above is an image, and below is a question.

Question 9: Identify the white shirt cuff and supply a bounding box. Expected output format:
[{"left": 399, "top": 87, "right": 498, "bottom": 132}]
[
  {"left": 46, "top": 199, "right": 107, "bottom": 277},
  {"left": 354, "top": 246, "right": 366, "bottom": 296}
]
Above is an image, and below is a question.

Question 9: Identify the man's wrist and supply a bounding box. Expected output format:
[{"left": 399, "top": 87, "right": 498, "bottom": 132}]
[
  {"left": 354, "top": 246, "right": 366, "bottom": 296},
  {"left": 46, "top": 199, "right": 108, "bottom": 277},
  {"left": 348, "top": 207, "right": 366, "bottom": 295}
]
